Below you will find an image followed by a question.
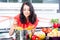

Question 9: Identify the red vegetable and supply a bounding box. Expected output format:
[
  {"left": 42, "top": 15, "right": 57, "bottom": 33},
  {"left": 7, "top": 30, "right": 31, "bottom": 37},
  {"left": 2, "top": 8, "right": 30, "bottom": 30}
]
[
  {"left": 42, "top": 28, "right": 47, "bottom": 33},
  {"left": 47, "top": 28, "right": 52, "bottom": 33},
  {"left": 53, "top": 23, "right": 58, "bottom": 28},
  {"left": 32, "top": 35, "right": 40, "bottom": 40}
]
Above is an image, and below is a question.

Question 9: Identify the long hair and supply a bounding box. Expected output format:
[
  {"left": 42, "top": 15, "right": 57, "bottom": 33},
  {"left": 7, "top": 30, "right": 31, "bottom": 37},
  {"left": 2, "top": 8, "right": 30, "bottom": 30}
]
[{"left": 20, "top": 1, "right": 37, "bottom": 24}]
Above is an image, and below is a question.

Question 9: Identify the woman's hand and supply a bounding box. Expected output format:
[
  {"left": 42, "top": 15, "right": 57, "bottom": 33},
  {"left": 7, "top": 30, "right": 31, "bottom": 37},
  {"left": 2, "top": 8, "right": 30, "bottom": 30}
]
[
  {"left": 9, "top": 25, "right": 15, "bottom": 36},
  {"left": 31, "top": 28, "right": 35, "bottom": 35}
]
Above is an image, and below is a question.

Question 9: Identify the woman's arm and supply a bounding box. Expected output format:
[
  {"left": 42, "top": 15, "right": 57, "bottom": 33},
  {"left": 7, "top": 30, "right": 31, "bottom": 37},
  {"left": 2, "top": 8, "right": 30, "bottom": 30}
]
[
  {"left": 9, "top": 19, "right": 17, "bottom": 36},
  {"left": 9, "top": 25, "right": 15, "bottom": 36}
]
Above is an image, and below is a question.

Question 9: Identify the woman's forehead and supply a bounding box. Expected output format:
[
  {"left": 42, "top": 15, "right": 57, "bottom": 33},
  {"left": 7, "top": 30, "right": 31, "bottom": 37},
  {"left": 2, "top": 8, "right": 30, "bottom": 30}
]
[{"left": 23, "top": 5, "right": 30, "bottom": 9}]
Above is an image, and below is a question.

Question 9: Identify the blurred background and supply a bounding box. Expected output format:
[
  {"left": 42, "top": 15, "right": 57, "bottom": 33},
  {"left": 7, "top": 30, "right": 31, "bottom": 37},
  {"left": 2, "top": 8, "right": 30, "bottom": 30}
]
[{"left": 0, "top": 0, "right": 60, "bottom": 40}]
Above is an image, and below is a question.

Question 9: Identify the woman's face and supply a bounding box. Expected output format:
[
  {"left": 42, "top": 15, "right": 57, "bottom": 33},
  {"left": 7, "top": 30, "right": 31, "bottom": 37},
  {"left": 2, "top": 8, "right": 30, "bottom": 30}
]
[{"left": 23, "top": 4, "right": 30, "bottom": 18}]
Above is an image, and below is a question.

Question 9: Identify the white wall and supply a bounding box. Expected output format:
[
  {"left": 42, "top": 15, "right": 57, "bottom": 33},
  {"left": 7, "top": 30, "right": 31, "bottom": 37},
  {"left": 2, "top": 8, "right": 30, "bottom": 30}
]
[{"left": 0, "top": 3, "right": 60, "bottom": 28}]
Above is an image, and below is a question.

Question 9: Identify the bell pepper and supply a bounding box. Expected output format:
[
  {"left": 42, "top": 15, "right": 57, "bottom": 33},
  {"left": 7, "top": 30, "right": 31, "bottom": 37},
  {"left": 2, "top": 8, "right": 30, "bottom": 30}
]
[
  {"left": 53, "top": 23, "right": 58, "bottom": 28},
  {"left": 32, "top": 35, "right": 40, "bottom": 40}
]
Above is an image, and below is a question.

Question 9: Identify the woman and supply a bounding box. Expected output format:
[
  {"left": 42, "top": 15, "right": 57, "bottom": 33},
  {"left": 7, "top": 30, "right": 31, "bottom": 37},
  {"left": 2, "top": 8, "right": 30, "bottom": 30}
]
[{"left": 9, "top": 1, "right": 39, "bottom": 40}]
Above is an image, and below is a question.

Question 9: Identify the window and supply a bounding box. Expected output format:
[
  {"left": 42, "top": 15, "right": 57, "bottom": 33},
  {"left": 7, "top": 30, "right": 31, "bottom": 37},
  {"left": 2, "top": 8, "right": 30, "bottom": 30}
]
[
  {"left": 0, "top": 0, "right": 18, "bottom": 2},
  {"left": 22, "top": 0, "right": 30, "bottom": 3},
  {"left": 9, "top": 0, "right": 18, "bottom": 2},
  {"left": 0, "top": 0, "right": 7, "bottom": 2},
  {"left": 32, "top": 0, "right": 42, "bottom": 3},
  {"left": 32, "top": 0, "right": 58, "bottom": 3},
  {"left": 0, "top": 0, "right": 59, "bottom": 3},
  {"left": 43, "top": 0, "right": 58, "bottom": 3}
]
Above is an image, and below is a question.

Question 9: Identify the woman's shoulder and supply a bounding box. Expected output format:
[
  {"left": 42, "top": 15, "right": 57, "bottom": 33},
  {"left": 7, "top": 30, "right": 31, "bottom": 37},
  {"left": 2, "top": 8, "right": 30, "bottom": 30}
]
[
  {"left": 14, "top": 14, "right": 20, "bottom": 20},
  {"left": 14, "top": 14, "right": 20, "bottom": 19}
]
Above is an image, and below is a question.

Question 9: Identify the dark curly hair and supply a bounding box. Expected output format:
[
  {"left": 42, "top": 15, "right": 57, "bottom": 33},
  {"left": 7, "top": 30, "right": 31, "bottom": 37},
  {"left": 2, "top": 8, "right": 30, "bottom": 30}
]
[{"left": 20, "top": 1, "right": 37, "bottom": 24}]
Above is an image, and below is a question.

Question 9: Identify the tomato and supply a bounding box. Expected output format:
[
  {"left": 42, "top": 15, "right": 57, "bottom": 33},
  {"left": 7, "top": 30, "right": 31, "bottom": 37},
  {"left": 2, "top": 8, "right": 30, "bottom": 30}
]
[
  {"left": 47, "top": 28, "right": 52, "bottom": 33},
  {"left": 42, "top": 28, "right": 47, "bottom": 33},
  {"left": 53, "top": 23, "right": 58, "bottom": 28},
  {"left": 32, "top": 35, "right": 40, "bottom": 40}
]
